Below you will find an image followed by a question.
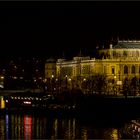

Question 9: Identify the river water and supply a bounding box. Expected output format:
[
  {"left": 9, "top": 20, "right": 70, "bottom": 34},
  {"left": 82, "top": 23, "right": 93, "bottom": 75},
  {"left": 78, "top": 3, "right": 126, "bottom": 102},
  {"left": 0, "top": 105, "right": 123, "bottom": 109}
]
[{"left": 0, "top": 112, "right": 139, "bottom": 139}]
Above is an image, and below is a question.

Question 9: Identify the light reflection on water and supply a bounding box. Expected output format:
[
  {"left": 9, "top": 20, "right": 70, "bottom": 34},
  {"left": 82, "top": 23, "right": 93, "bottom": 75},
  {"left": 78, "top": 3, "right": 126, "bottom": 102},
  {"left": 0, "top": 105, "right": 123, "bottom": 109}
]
[{"left": 0, "top": 113, "right": 136, "bottom": 139}]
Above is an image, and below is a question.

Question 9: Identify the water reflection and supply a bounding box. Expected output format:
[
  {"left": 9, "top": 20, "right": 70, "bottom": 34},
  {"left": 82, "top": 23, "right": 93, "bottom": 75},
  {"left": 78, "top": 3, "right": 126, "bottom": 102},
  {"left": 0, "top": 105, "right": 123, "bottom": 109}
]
[
  {"left": 0, "top": 113, "right": 138, "bottom": 139},
  {"left": 24, "top": 115, "right": 32, "bottom": 140}
]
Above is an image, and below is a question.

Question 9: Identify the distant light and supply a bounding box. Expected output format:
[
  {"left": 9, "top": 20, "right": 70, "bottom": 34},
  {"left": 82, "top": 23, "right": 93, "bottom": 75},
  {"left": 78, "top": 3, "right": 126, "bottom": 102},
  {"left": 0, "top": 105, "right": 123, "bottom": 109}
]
[
  {"left": 20, "top": 77, "right": 23, "bottom": 79},
  {"left": 0, "top": 85, "right": 4, "bottom": 88},
  {"left": 13, "top": 77, "right": 17, "bottom": 79},
  {"left": 0, "top": 76, "right": 4, "bottom": 79},
  {"left": 65, "top": 75, "right": 67, "bottom": 78},
  {"left": 117, "top": 81, "right": 122, "bottom": 85},
  {"left": 34, "top": 79, "right": 36, "bottom": 82},
  {"left": 6, "top": 100, "right": 8, "bottom": 103},
  {"left": 52, "top": 75, "right": 54, "bottom": 78},
  {"left": 14, "top": 66, "right": 17, "bottom": 69},
  {"left": 23, "top": 101, "right": 31, "bottom": 104},
  {"left": 56, "top": 78, "right": 58, "bottom": 81},
  {"left": 68, "top": 78, "right": 71, "bottom": 81},
  {"left": 83, "top": 78, "right": 86, "bottom": 81}
]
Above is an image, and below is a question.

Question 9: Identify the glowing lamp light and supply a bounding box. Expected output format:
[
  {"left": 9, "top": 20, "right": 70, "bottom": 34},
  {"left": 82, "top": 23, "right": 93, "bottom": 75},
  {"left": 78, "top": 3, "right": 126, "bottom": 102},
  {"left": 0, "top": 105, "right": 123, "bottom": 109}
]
[
  {"left": 83, "top": 78, "right": 86, "bottom": 81},
  {"left": 68, "top": 78, "right": 71, "bottom": 81},
  {"left": 0, "top": 76, "right": 4, "bottom": 79},
  {"left": 23, "top": 101, "right": 31, "bottom": 104},
  {"left": 0, "top": 85, "right": 4, "bottom": 88},
  {"left": 1, "top": 97, "right": 5, "bottom": 109},
  {"left": 117, "top": 81, "right": 122, "bottom": 85}
]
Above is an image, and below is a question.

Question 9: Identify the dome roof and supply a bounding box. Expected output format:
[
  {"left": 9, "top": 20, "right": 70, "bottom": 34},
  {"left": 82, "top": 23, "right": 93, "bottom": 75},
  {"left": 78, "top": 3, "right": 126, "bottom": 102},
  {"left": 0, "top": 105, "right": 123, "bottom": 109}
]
[
  {"left": 46, "top": 58, "right": 56, "bottom": 63},
  {"left": 113, "top": 40, "right": 140, "bottom": 49}
]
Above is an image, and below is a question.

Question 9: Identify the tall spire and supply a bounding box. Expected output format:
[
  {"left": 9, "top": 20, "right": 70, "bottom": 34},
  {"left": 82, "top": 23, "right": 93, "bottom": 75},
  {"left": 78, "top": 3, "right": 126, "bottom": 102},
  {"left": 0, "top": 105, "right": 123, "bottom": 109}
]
[
  {"left": 78, "top": 48, "right": 82, "bottom": 57},
  {"left": 62, "top": 50, "right": 65, "bottom": 59},
  {"left": 117, "top": 36, "right": 119, "bottom": 42},
  {"left": 111, "top": 36, "right": 114, "bottom": 42}
]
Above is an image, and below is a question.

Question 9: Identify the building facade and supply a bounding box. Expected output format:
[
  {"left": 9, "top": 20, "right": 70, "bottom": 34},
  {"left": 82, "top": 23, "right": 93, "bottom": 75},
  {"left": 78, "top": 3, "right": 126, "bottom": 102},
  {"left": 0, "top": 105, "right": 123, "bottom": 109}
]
[{"left": 45, "top": 40, "right": 140, "bottom": 94}]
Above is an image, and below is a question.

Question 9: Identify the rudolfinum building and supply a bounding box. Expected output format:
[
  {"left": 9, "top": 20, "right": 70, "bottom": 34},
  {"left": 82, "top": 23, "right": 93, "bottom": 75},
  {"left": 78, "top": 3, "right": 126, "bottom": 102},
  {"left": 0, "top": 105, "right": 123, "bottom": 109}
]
[{"left": 45, "top": 40, "right": 140, "bottom": 94}]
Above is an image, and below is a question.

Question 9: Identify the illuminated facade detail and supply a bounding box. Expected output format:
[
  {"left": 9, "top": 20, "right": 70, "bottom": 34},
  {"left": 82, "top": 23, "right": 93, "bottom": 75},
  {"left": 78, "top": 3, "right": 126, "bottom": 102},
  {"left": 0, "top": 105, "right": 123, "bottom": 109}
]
[
  {"left": 45, "top": 40, "right": 140, "bottom": 93},
  {"left": 45, "top": 58, "right": 56, "bottom": 79}
]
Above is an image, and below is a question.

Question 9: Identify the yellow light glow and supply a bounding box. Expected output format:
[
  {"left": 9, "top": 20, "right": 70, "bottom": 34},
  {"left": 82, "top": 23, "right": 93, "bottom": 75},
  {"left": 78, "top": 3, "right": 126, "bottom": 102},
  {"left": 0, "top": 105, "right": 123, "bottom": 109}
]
[
  {"left": 111, "top": 129, "right": 119, "bottom": 140},
  {"left": 1, "top": 97, "right": 5, "bottom": 109},
  {"left": 13, "top": 77, "right": 17, "bottom": 79},
  {"left": 68, "top": 78, "right": 71, "bottom": 81},
  {"left": 0, "top": 76, "right": 4, "bottom": 79}
]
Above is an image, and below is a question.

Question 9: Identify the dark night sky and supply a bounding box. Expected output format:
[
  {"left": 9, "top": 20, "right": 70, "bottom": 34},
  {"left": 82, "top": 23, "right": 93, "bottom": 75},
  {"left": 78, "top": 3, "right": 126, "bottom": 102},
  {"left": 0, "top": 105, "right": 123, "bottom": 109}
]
[{"left": 1, "top": 2, "right": 140, "bottom": 59}]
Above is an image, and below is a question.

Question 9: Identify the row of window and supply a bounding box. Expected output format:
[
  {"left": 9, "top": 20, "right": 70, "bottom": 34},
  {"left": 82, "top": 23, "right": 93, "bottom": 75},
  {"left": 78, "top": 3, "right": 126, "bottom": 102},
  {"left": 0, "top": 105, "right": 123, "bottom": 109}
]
[
  {"left": 111, "top": 65, "right": 140, "bottom": 74},
  {"left": 124, "top": 65, "right": 136, "bottom": 74}
]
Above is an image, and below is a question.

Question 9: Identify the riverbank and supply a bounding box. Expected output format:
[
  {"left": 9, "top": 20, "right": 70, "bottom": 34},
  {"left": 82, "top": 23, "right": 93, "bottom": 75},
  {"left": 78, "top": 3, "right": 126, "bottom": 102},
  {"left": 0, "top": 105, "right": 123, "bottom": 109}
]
[{"left": 1, "top": 93, "right": 140, "bottom": 119}]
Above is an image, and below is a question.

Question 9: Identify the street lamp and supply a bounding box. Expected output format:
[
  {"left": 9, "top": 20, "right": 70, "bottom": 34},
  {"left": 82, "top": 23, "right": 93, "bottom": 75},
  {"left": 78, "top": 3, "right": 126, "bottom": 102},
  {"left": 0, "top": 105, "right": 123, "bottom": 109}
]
[
  {"left": 51, "top": 75, "right": 54, "bottom": 94},
  {"left": 83, "top": 78, "right": 86, "bottom": 94},
  {"left": 113, "top": 75, "right": 116, "bottom": 95},
  {"left": 65, "top": 75, "right": 67, "bottom": 89}
]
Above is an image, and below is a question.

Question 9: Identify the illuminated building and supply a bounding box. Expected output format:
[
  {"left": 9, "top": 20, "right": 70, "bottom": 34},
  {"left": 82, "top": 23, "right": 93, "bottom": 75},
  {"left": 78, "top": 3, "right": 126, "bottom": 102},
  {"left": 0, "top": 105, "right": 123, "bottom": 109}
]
[
  {"left": 45, "top": 40, "right": 140, "bottom": 94},
  {"left": 45, "top": 58, "right": 56, "bottom": 79}
]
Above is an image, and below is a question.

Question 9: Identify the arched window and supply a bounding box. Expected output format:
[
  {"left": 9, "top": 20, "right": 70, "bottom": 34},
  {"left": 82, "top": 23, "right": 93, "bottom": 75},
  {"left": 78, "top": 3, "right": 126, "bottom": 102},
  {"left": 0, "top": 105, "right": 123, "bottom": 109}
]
[
  {"left": 131, "top": 65, "right": 135, "bottom": 74},
  {"left": 124, "top": 65, "right": 128, "bottom": 74}
]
